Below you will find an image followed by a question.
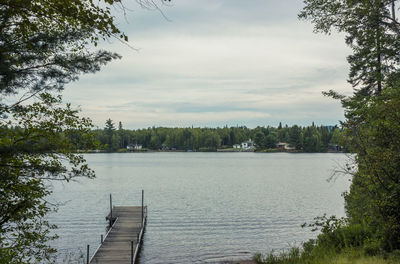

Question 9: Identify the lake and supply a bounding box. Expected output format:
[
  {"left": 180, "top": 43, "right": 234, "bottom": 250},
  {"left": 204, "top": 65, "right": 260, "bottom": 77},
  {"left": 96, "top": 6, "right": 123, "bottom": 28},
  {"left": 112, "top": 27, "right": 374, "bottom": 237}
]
[{"left": 47, "top": 152, "right": 350, "bottom": 264}]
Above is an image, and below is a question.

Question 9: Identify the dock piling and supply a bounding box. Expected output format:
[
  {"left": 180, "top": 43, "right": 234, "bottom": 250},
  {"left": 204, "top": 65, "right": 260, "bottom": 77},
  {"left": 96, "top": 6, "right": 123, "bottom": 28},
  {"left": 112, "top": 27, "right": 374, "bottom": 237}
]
[
  {"left": 109, "top": 193, "right": 113, "bottom": 226},
  {"left": 131, "top": 240, "right": 134, "bottom": 264},
  {"left": 86, "top": 244, "right": 89, "bottom": 264},
  {"left": 141, "top": 190, "right": 144, "bottom": 225},
  {"left": 101, "top": 234, "right": 103, "bottom": 244}
]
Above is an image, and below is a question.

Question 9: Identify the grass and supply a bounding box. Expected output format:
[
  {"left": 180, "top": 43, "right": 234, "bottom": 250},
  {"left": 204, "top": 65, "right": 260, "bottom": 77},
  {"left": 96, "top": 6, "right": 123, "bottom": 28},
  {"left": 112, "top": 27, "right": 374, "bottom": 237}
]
[{"left": 254, "top": 248, "right": 400, "bottom": 264}]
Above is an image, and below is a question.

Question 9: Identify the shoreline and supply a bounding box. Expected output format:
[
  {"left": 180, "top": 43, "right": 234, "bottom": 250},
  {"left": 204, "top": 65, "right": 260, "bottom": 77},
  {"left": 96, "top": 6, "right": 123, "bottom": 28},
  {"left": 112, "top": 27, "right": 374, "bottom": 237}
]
[
  {"left": 224, "top": 260, "right": 257, "bottom": 264},
  {"left": 77, "top": 150, "right": 345, "bottom": 154}
]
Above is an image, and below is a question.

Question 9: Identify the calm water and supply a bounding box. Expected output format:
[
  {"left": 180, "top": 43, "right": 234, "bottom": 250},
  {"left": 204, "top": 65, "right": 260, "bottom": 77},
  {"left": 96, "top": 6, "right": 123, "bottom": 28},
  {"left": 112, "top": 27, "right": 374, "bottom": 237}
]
[{"left": 47, "top": 152, "right": 350, "bottom": 263}]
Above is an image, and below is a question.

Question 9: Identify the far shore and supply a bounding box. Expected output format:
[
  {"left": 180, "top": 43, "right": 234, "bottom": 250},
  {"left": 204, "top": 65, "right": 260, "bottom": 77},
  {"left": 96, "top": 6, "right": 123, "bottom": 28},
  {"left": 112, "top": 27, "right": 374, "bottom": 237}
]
[{"left": 77, "top": 149, "right": 345, "bottom": 154}]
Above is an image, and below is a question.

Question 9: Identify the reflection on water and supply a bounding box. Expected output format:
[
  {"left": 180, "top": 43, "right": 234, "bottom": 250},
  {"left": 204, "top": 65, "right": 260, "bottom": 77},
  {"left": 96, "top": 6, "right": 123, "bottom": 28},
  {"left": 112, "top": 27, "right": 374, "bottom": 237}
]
[{"left": 47, "top": 153, "right": 350, "bottom": 264}]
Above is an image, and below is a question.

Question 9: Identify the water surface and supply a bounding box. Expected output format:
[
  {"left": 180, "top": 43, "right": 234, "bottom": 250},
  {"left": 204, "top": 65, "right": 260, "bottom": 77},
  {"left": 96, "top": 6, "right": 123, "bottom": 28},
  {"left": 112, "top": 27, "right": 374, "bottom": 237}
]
[{"left": 48, "top": 152, "right": 350, "bottom": 263}]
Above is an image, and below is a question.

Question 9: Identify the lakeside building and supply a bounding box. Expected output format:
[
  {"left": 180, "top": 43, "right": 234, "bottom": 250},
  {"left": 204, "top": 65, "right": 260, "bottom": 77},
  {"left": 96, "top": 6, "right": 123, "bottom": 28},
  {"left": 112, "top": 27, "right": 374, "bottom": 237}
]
[
  {"left": 241, "top": 139, "right": 255, "bottom": 150},
  {"left": 276, "top": 142, "right": 295, "bottom": 150},
  {"left": 127, "top": 143, "right": 143, "bottom": 151}
]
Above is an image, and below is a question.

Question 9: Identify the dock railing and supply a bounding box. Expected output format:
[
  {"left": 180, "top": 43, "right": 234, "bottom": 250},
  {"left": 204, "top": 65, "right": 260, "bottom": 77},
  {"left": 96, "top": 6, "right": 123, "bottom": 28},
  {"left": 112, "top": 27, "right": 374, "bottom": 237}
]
[
  {"left": 88, "top": 216, "right": 119, "bottom": 263},
  {"left": 132, "top": 206, "right": 147, "bottom": 263}
]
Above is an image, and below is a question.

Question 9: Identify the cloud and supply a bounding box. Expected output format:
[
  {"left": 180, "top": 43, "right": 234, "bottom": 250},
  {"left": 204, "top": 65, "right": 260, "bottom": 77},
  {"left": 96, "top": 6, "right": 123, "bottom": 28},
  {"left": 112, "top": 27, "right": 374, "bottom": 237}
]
[{"left": 63, "top": 0, "right": 352, "bottom": 129}]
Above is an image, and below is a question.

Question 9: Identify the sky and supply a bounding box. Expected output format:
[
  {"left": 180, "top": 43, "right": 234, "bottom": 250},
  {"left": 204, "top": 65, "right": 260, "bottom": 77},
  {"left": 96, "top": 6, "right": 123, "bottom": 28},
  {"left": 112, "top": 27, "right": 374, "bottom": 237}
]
[{"left": 63, "top": 0, "right": 353, "bottom": 129}]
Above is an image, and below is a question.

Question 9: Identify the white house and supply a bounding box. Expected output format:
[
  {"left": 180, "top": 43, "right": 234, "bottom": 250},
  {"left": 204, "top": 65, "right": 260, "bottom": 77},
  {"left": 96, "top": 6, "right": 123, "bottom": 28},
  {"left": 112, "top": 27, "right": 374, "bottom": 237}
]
[
  {"left": 127, "top": 143, "right": 143, "bottom": 150},
  {"left": 241, "top": 139, "right": 255, "bottom": 150},
  {"left": 135, "top": 144, "right": 143, "bottom": 150},
  {"left": 233, "top": 144, "right": 241, "bottom": 149}
]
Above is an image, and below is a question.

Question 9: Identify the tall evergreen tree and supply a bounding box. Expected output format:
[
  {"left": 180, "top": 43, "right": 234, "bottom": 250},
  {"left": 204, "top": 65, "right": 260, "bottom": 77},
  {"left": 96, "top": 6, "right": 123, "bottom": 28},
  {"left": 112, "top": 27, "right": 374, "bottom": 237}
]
[
  {"left": 299, "top": 0, "right": 400, "bottom": 95},
  {"left": 288, "top": 125, "right": 303, "bottom": 149},
  {"left": 265, "top": 132, "right": 279, "bottom": 149},
  {"left": 118, "top": 121, "right": 126, "bottom": 148},
  {"left": 104, "top": 118, "right": 115, "bottom": 151},
  {"left": 301, "top": 0, "right": 400, "bottom": 250},
  {"left": 254, "top": 131, "right": 266, "bottom": 148}
]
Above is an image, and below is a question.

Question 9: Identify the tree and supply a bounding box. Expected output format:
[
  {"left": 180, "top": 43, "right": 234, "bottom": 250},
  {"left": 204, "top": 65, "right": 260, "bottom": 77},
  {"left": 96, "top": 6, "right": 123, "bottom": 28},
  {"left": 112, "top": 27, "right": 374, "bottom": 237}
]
[
  {"left": 342, "top": 86, "right": 400, "bottom": 250},
  {"left": 0, "top": 94, "right": 96, "bottom": 263},
  {"left": 277, "top": 126, "right": 289, "bottom": 142},
  {"left": 303, "top": 126, "right": 323, "bottom": 152},
  {"left": 329, "top": 127, "right": 343, "bottom": 145},
  {"left": 0, "top": 0, "right": 143, "bottom": 262},
  {"left": 218, "top": 127, "right": 231, "bottom": 146},
  {"left": 299, "top": 0, "right": 400, "bottom": 95},
  {"left": 319, "top": 125, "right": 331, "bottom": 148},
  {"left": 254, "top": 131, "right": 266, "bottom": 149},
  {"left": 104, "top": 118, "right": 116, "bottom": 151},
  {"left": 149, "top": 131, "right": 162, "bottom": 150},
  {"left": 288, "top": 125, "right": 302, "bottom": 150},
  {"left": 300, "top": 0, "right": 400, "bottom": 251},
  {"left": 0, "top": 1, "right": 123, "bottom": 103},
  {"left": 265, "top": 133, "right": 278, "bottom": 149},
  {"left": 201, "top": 130, "right": 221, "bottom": 150},
  {"left": 118, "top": 121, "right": 126, "bottom": 148},
  {"left": 111, "top": 133, "right": 121, "bottom": 151}
]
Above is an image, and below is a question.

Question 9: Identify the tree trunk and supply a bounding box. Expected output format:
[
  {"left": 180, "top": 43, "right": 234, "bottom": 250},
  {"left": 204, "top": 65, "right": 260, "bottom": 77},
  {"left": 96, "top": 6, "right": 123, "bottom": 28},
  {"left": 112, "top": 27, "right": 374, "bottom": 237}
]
[
  {"left": 376, "top": 0, "right": 383, "bottom": 93},
  {"left": 377, "top": 38, "right": 382, "bottom": 93},
  {"left": 392, "top": 0, "right": 396, "bottom": 21}
]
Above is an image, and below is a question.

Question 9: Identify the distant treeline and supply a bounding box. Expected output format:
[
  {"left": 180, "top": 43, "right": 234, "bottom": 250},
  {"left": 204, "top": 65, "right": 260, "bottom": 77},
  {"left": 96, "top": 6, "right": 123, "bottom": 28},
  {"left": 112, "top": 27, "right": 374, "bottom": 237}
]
[{"left": 90, "top": 119, "right": 345, "bottom": 152}]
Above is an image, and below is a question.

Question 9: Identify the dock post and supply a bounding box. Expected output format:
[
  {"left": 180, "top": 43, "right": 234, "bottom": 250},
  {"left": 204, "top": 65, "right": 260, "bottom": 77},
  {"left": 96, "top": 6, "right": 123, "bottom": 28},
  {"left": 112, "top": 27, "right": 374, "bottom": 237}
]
[
  {"left": 141, "top": 190, "right": 144, "bottom": 226},
  {"left": 131, "top": 240, "right": 134, "bottom": 264},
  {"left": 109, "top": 193, "right": 113, "bottom": 226},
  {"left": 86, "top": 244, "right": 90, "bottom": 264},
  {"left": 101, "top": 234, "right": 103, "bottom": 244}
]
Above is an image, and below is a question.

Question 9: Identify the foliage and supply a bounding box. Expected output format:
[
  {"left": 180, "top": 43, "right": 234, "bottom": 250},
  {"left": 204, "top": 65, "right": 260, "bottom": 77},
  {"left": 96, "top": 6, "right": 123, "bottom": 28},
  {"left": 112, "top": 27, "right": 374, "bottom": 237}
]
[
  {"left": 300, "top": 0, "right": 400, "bottom": 255},
  {"left": 288, "top": 125, "right": 303, "bottom": 149},
  {"left": 302, "top": 215, "right": 372, "bottom": 252},
  {"left": 0, "top": 94, "right": 96, "bottom": 263},
  {"left": 299, "top": 0, "right": 400, "bottom": 95},
  {"left": 104, "top": 118, "right": 117, "bottom": 151},
  {"left": 264, "top": 133, "right": 279, "bottom": 149},
  {"left": 255, "top": 214, "right": 399, "bottom": 264},
  {"left": 0, "top": 0, "right": 128, "bottom": 46},
  {"left": 254, "top": 131, "right": 266, "bottom": 148},
  {"left": 90, "top": 122, "right": 344, "bottom": 152},
  {"left": 0, "top": 1, "right": 122, "bottom": 100},
  {"left": 0, "top": 0, "right": 138, "bottom": 262},
  {"left": 342, "top": 86, "right": 400, "bottom": 250}
]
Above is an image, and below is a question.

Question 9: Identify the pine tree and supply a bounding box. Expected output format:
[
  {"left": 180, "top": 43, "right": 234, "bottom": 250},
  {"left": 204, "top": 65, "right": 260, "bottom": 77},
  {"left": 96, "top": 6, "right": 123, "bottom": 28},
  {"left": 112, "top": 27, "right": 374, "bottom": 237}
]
[
  {"left": 299, "top": 0, "right": 400, "bottom": 95},
  {"left": 301, "top": 0, "right": 400, "bottom": 250}
]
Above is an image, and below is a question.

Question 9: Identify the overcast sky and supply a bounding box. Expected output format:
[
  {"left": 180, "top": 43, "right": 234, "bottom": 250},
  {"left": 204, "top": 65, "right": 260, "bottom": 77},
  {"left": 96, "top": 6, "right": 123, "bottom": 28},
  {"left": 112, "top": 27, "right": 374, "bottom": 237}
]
[{"left": 63, "top": 0, "right": 353, "bottom": 129}]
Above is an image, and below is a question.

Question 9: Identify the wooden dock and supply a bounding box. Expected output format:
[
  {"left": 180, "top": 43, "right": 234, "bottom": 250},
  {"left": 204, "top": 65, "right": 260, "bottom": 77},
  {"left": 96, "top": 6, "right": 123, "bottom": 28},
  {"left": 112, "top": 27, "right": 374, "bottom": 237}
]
[{"left": 88, "top": 195, "right": 147, "bottom": 264}]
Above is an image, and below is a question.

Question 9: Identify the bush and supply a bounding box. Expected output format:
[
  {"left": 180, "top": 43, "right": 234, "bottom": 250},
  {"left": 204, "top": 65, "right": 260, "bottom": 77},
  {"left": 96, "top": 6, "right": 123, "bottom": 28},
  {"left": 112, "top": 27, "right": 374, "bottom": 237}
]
[
  {"left": 303, "top": 215, "right": 372, "bottom": 253},
  {"left": 363, "top": 239, "right": 382, "bottom": 256},
  {"left": 317, "top": 224, "right": 371, "bottom": 250}
]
